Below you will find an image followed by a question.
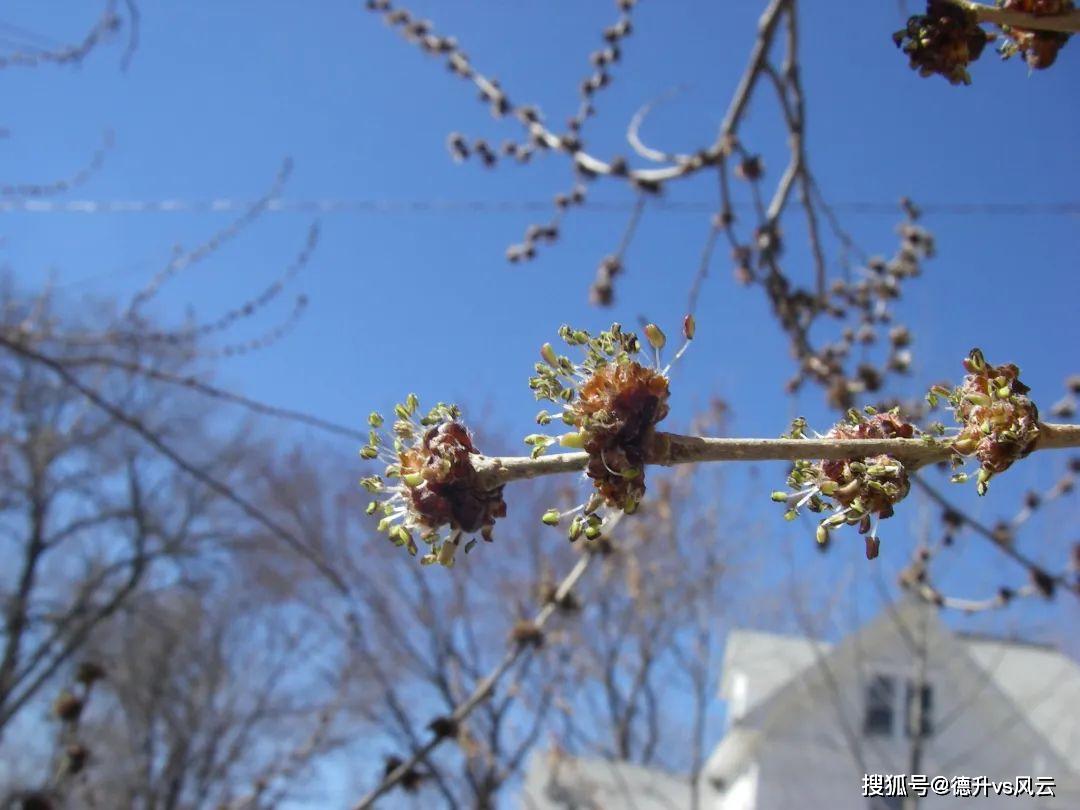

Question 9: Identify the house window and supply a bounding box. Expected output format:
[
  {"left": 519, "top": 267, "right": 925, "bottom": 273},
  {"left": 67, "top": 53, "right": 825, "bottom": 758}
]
[
  {"left": 863, "top": 674, "right": 895, "bottom": 736},
  {"left": 905, "top": 681, "right": 933, "bottom": 738}
]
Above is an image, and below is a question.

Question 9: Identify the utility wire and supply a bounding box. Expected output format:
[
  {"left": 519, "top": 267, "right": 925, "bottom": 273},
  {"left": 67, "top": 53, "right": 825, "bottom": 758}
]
[{"left": 0, "top": 198, "right": 1078, "bottom": 216}]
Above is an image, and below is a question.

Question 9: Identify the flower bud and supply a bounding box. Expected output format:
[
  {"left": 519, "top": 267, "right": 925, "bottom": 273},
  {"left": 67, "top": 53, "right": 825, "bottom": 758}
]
[
  {"left": 683, "top": 314, "right": 696, "bottom": 340},
  {"left": 865, "top": 536, "right": 880, "bottom": 560},
  {"left": 437, "top": 541, "right": 457, "bottom": 567},
  {"left": 643, "top": 323, "right": 666, "bottom": 350},
  {"left": 568, "top": 516, "right": 584, "bottom": 541},
  {"left": 560, "top": 431, "right": 587, "bottom": 449}
]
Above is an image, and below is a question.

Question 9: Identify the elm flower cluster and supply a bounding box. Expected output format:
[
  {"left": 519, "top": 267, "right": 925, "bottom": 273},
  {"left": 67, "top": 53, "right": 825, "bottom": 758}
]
[
  {"left": 527, "top": 318, "right": 694, "bottom": 541},
  {"left": 893, "top": 0, "right": 991, "bottom": 84},
  {"left": 360, "top": 397, "right": 506, "bottom": 567},
  {"left": 996, "top": 0, "right": 1073, "bottom": 69},
  {"left": 773, "top": 408, "right": 916, "bottom": 560},
  {"left": 928, "top": 348, "right": 1040, "bottom": 495}
]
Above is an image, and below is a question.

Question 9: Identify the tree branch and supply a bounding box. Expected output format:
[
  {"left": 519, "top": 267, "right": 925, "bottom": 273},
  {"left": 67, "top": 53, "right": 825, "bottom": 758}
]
[
  {"left": 473, "top": 423, "right": 1080, "bottom": 489},
  {"left": 0, "top": 333, "right": 352, "bottom": 596},
  {"left": 352, "top": 549, "right": 596, "bottom": 809},
  {"left": 960, "top": 0, "right": 1080, "bottom": 34}
]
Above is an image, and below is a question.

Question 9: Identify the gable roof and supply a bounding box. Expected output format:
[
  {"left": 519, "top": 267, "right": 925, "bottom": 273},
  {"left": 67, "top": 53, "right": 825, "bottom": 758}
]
[
  {"left": 710, "top": 599, "right": 1080, "bottom": 782},
  {"left": 522, "top": 752, "right": 691, "bottom": 810},
  {"left": 719, "top": 629, "right": 830, "bottom": 717},
  {"left": 962, "top": 634, "right": 1080, "bottom": 769}
]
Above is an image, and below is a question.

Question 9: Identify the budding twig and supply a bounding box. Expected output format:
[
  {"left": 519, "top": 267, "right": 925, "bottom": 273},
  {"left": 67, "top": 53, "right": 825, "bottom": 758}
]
[
  {"left": 352, "top": 545, "right": 599, "bottom": 809},
  {"left": 959, "top": 0, "right": 1080, "bottom": 33},
  {"left": 473, "top": 423, "right": 1080, "bottom": 490},
  {"left": 0, "top": 0, "right": 126, "bottom": 70},
  {"left": 909, "top": 473, "right": 1079, "bottom": 596},
  {"left": 58, "top": 354, "right": 368, "bottom": 441},
  {"left": 0, "top": 131, "right": 113, "bottom": 199}
]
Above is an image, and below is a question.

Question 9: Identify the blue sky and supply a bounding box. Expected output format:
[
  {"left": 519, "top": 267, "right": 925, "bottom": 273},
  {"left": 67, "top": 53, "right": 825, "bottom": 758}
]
[{"left": 2, "top": 0, "right": 1078, "bottom": 716}]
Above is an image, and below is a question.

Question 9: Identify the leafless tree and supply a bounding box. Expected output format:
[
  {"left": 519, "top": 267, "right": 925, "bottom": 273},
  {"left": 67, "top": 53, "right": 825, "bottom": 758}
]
[
  {"left": 55, "top": 583, "right": 345, "bottom": 810},
  {"left": 235, "top": 443, "right": 575, "bottom": 809},
  {"left": 0, "top": 278, "right": 260, "bottom": 746}
]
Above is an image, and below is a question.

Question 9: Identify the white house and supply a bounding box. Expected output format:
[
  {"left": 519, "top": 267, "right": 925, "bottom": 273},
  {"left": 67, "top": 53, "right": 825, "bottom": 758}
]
[
  {"left": 523, "top": 598, "right": 1080, "bottom": 809},
  {"left": 521, "top": 754, "right": 691, "bottom": 810}
]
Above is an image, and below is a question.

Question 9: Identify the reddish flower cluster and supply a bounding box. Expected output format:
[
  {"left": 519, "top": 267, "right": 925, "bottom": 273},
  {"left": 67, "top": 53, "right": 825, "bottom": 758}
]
[
  {"left": 572, "top": 361, "right": 670, "bottom": 509},
  {"left": 361, "top": 399, "right": 506, "bottom": 566},
  {"left": 893, "top": 0, "right": 991, "bottom": 84},
  {"left": 399, "top": 421, "right": 507, "bottom": 536},
  {"left": 820, "top": 412, "right": 915, "bottom": 519},
  {"left": 951, "top": 349, "right": 1040, "bottom": 491},
  {"left": 997, "top": 0, "right": 1073, "bottom": 68},
  {"left": 778, "top": 409, "right": 916, "bottom": 560},
  {"left": 529, "top": 321, "right": 692, "bottom": 543}
]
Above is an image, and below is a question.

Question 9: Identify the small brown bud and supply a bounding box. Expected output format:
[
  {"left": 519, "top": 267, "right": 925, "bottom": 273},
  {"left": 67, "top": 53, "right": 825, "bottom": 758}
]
[
  {"left": 682, "top": 314, "right": 696, "bottom": 341},
  {"left": 1030, "top": 568, "right": 1056, "bottom": 599},
  {"left": 865, "top": 536, "right": 881, "bottom": 560},
  {"left": 52, "top": 691, "right": 83, "bottom": 723},
  {"left": 76, "top": 661, "right": 107, "bottom": 685},
  {"left": 735, "top": 155, "right": 763, "bottom": 181},
  {"left": 427, "top": 716, "right": 460, "bottom": 739},
  {"left": 63, "top": 744, "right": 89, "bottom": 775},
  {"left": 510, "top": 619, "right": 545, "bottom": 647}
]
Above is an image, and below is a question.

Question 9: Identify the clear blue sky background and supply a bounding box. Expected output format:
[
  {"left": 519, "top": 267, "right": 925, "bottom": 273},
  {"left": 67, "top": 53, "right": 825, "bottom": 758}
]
[{"left": 1, "top": 0, "right": 1078, "bottom": 797}]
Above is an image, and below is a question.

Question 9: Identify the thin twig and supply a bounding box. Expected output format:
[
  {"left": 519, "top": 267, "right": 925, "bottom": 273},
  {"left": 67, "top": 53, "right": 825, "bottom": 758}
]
[
  {"left": 352, "top": 549, "right": 598, "bottom": 808},
  {"left": 0, "top": 1, "right": 122, "bottom": 70},
  {"left": 0, "top": 334, "right": 352, "bottom": 596},
  {"left": 909, "top": 473, "right": 1077, "bottom": 594},
  {"left": 55, "top": 354, "right": 368, "bottom": 441},
  {"left": 959, "top": 0, "right": 1080, "bottom": 33},
  {"left": 473, "top": 424, "right": 1080, "bottom": 489}
]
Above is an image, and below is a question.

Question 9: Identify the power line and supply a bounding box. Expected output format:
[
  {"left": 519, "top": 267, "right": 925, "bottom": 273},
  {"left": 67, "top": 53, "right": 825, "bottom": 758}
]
[{"left": 0, "top": 198, "right": 1078, "bottom": 216}]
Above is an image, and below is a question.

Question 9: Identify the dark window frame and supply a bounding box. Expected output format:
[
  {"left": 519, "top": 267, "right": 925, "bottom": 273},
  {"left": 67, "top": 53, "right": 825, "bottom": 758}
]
[
  {"left": 863, "top": 673, "right": 896, "bottom": 737},
  {"left": 904, "top": 680, "right": 934, "bottom": 738}
]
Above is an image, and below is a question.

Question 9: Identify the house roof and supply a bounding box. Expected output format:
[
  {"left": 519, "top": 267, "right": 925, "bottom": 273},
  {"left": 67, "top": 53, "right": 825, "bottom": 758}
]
[
  {"left": 719, "top": 629, "right": 831, "bottom": 715},
  {"left": 522, "top": 605, "right": 1080, "bottom": 808},
  {"left": 522, "top": 752, "right": 691, "bottom": 810},
  {"left": 710, "top": 600, "right": 1080, "bottom": 781},
  {"left": 962, "top": 634, "right": 1080, "bottom": 769}
]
